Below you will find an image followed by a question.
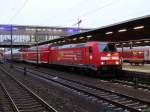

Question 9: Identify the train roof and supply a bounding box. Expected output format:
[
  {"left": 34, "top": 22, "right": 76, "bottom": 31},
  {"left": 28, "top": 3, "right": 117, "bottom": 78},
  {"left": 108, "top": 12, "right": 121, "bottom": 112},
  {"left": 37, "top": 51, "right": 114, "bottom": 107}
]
[{"left": 52, "top": 41, "right": 114, "bottom": 49}]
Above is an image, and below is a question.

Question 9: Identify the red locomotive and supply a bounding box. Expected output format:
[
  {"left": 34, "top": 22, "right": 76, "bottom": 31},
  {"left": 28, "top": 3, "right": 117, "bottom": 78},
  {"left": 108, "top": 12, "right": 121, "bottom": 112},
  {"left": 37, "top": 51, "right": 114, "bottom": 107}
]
[
  {"left": 5, "top": 41, "right": 122, "bottom": 75},
  {"left": 50, "top": 42, "right": 121, "bottom": 72}
]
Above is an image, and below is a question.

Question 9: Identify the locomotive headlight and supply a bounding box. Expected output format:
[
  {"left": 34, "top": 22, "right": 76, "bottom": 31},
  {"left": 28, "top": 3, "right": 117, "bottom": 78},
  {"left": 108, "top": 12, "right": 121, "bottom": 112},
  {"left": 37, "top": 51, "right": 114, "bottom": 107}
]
[
  {"left": 115, "top": 61, "right": 119, "bottom": 65},
  {"left": 90, "top": 55, "right": 93, "bottom": 60},
  {"left": 101, "top": 61, "right": 104, "bottom": 65},
  {"left": 107, "top": 53, "right": 111, "bottom": 57}
]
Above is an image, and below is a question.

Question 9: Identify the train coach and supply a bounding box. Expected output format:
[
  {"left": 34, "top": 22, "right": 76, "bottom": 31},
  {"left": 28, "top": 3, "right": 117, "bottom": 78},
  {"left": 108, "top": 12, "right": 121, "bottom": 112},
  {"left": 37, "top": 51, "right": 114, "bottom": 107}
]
[
  {"left": 119, "top": 49, "right": 144, "bottom": 65},
  {"left": 118, "top": 46, "right": 150, "bottom": 65},
  {"left": 20, "top": 41, "right": 122, "bottom": 75}
]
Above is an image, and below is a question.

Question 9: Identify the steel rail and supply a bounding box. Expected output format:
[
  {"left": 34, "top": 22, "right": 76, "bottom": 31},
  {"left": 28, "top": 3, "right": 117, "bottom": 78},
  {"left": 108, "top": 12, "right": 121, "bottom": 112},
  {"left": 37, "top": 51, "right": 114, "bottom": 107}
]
[
  {"left": 0, "top": 80, "right": 19, "bottom": 112},
  {"left": 0, "top": 66, "right": 58, "bottom": 112}
]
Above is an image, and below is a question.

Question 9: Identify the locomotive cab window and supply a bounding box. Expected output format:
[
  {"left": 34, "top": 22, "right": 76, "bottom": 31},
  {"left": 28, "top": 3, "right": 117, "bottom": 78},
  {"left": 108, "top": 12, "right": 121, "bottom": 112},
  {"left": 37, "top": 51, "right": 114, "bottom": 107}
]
[
  {"left": 99, "top": 44, "right": 108, "bottom": 52},
  {"left": 108, "top": 43, "right": 116, "bottom": 52},
  {"left": 99, "top": 43, "right": 116, "bottom": 52}
]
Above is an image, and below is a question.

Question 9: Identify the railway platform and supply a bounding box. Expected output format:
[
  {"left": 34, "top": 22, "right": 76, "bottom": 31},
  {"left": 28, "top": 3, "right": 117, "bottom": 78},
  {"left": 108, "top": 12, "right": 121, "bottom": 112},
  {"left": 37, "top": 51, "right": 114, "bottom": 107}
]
[{"left": 123, "top": 63, "right": 150, "bottom": 73}]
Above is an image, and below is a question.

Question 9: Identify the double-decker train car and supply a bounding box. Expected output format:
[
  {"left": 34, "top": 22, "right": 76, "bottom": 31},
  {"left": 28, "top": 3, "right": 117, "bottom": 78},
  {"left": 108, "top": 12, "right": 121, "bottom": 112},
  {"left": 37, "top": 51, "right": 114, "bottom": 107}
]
[
  {"left": 21, "top": 41, "right": 122, "bottom": 74},
  {"left": 22, "top": 44, "right": 51, "bottom": 63}
]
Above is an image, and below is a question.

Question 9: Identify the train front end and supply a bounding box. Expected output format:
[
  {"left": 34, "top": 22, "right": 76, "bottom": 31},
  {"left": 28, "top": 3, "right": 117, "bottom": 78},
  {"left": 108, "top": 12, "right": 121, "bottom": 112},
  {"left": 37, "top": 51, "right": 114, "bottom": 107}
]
[{"left": 97, "top": 42, "right": 122, "bottom": 73}]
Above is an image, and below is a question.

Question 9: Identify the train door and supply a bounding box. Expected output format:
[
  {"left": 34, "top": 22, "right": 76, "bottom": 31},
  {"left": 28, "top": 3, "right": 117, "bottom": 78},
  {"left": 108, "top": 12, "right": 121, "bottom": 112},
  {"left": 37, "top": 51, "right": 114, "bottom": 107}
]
[{"left": 85, "top": 47, "right": 92, "bottom": 65}]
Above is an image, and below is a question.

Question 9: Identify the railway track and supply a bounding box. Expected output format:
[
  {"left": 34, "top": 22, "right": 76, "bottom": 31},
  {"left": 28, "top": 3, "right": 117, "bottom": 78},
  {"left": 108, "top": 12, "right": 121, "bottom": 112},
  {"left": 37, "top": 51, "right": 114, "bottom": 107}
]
[
  {"left": 0, "top": 80, "right": 15, "bottom": 112},
  {"left": 13, "top": 65, "right": 150, "bottom": 112},
  {"left": 0, "top": 66, "right": 57, "bottom": 112},
  {"left": 15, "top": 63, "right": 150, "bottom": 91},
  {"left": 110, "top": 79, "right": 150, "bottom": 90}
]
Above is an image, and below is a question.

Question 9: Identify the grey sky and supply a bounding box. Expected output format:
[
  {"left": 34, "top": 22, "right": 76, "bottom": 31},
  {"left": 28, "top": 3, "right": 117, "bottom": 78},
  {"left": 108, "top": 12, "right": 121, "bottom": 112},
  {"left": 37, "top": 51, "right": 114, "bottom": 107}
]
[{"left": 0, "top": 0, "right": 150, "bottom": 28}]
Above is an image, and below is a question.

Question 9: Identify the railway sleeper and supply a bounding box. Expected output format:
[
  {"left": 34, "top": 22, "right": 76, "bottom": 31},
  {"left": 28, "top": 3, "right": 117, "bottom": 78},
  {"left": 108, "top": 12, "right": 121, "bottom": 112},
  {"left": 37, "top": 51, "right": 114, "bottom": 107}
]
[
  {"left": 125, "top": 102, "right": 139, "bottom": 106},
  {"left": 117, "top": 99, "right": 133, "bottom": 104},
  {"left": 18, "top": 105, "right": 44, "bottom": 110},
  {"left": 108, "top": 96, "right": 120, "bottom": 100},
  {"left": 13, "top": 98, "right": 35, "bottom": 102},
  {"left": 16, "top": 102, "right": 40, "bottom": 107},
  {"left": 19, "top": 107, "right": 48, "bottom": 112}
]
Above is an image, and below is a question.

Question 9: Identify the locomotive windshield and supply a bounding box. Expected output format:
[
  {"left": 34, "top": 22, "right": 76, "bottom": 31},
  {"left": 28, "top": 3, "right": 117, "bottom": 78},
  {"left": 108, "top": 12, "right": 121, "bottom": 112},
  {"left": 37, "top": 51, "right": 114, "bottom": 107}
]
[{"left": 99, "top": 43, "right": 116, "bottom": 52}]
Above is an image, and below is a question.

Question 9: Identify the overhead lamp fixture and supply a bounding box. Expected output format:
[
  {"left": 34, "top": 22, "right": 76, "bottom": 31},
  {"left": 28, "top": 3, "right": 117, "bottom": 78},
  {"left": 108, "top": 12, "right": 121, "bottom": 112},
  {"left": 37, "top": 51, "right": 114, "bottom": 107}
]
[
  {"left": 105, "top": 31, "right": 113, "bottom": 35},
  {"left": 118, "top": 29, "right": 127, "bottom": 32},
  {"left": 144, "top": 40, "right": 150, "bottom": 43},
  {"left": 73, "top": 38, "right": 77, "bottom": 41},
  {"left": 122, "top": 43, "right": 126, "bottom": 45},
  {"left": 79, "top": 37, "right": 84, "bottom": 39},
  {"left": 133, "top": 25, "right": 144, "bottom": 30},
  {"left": 116, "top": 43, "right": 120, "bottom": 46},
  {"left": 135, "top": 41, "right": 141, "bottom": 44},
  {"left": 86, "top": 35, "right": 92, "bottom": 38}
]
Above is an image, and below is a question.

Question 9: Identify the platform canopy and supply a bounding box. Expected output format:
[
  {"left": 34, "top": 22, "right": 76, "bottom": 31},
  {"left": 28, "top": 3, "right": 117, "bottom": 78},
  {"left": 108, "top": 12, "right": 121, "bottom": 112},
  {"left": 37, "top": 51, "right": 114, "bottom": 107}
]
[{"left": 39, "top": 15, "right": 150, "bottom": 47}]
